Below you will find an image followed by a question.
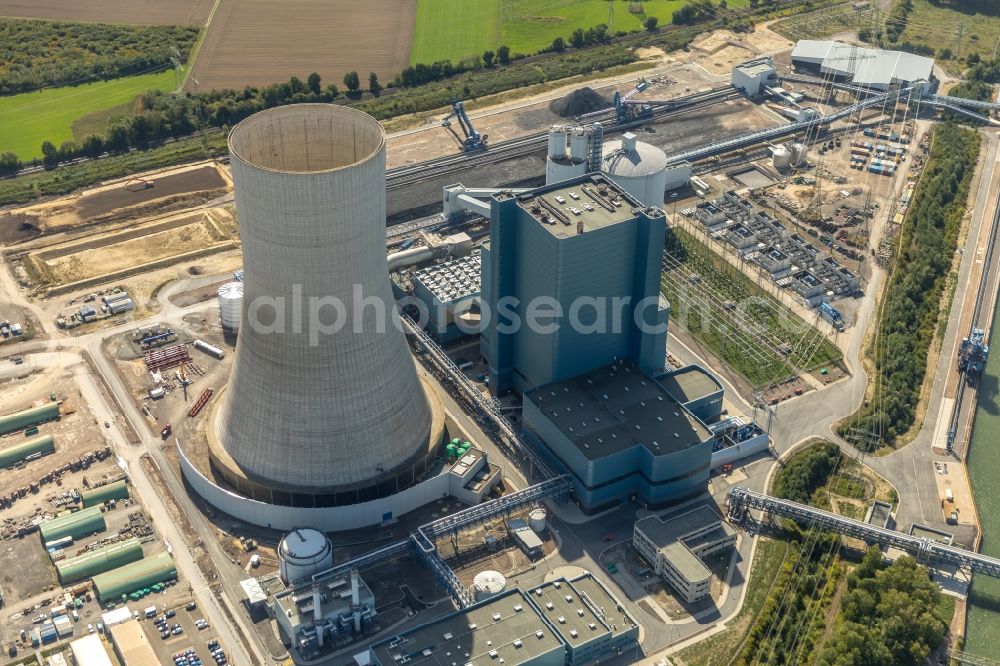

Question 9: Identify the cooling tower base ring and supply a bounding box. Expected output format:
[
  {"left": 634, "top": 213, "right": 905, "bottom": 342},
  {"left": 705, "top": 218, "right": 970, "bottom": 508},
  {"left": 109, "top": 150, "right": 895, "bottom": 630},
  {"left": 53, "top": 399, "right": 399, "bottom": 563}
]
[{"left": 204, "top": 379, "right": 446, "bottom": 508}]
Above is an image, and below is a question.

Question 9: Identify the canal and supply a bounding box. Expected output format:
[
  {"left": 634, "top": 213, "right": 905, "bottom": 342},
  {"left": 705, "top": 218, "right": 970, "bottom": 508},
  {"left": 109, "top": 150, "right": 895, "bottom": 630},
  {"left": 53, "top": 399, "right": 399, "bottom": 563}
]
[{"left": 965, "top": 297, "right": 1000, "bottom": 657}]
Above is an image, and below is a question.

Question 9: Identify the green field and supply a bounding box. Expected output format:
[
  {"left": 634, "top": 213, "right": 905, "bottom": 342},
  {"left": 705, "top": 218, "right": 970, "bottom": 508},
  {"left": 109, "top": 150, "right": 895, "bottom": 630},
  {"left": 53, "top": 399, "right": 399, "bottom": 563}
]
[
  {"left": 0, "top": 69, "right": 176, "bottom": 161},
  {"left": 410, "top": 0, "right": 749, "bottom": 65},
  {"left": 900, "top": 0, "right": 1000, "bottom": 64}
]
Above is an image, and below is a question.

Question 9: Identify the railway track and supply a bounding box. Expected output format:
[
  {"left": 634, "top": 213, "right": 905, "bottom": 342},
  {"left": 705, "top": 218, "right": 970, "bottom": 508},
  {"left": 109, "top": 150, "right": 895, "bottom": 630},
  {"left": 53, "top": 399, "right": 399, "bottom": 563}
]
[{"left": 386, "top": 86, "right": 741, "bottom": 190}]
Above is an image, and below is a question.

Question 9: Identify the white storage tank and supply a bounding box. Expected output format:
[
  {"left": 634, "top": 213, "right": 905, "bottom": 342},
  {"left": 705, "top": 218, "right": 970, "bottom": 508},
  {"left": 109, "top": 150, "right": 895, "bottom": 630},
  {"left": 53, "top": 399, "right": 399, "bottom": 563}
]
[
  {"left": 791, "top": 142, "right": 808, "bottom": 166},
  {"left": 548, "top": 126, "right": 567, "bottom": 159},
  {"left": 529, "top": 508, "right": 547, "bottom": 532},
  {"left": 601, "top": 132, "right": 669, "bottom": 208},
  {"left": 278, "top": 528, "right": 334, "bottom": 584},
  {"left": 569, "top": 129, "right": 589, "bottom": 162},
  {"left": 772, "top": 144, "right": 792, "bottom": 171},
  {"left": 472, "top": 570, "right": 507, "bottom": 601},
  {"left": 218, "top": 281, "right": 244, "bottom": 332}
]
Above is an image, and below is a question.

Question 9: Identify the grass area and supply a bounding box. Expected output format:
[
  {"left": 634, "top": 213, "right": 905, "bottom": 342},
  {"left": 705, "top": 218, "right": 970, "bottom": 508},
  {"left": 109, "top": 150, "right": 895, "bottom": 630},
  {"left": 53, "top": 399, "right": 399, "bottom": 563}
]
[
  {"left": 661, "top": 226, "right": 842, "bottom": 388},
  {"left": 0, "top": 131, "right": 227, "bottom": 206},
  {"left": 0, "top": 69, "right": 176, "bottom": 161},
  {"left": 771, "top": 6, "right": 862, "bottom": 41},
  {"left": 674, "top": 537, "right": 789, "bottom": 666},
  {"left": 410, "top": 0, "right": 502, "bottom": 64},
  {"left": 409, "top": 0, "right": 750, "bottom": 64},
  {"left": 900, "top": 0, "right": 1000, "bottom": 64},
  {"left": 71, "top": 101, "right": 135, "bottom": 143}
]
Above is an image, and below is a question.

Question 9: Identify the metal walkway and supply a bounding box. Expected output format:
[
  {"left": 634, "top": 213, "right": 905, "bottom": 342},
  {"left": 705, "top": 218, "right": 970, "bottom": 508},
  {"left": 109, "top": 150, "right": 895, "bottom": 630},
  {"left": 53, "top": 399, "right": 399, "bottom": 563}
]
[{"left": 727, "top": 487, "right": 1000, "bottom": 576}]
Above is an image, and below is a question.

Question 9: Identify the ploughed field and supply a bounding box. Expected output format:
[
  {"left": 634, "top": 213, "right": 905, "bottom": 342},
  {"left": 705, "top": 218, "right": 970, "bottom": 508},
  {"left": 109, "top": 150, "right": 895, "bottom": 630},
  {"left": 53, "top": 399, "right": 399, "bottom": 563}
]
[{"left": 0, "top": 0, "right": 214, "bottom": 25}]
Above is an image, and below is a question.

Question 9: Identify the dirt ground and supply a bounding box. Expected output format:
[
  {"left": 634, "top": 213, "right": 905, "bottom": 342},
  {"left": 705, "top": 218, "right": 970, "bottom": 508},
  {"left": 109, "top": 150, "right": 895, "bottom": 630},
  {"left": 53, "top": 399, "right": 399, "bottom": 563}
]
[
  {"left": 25, "top": 207, "right": 237, "bottom": 290},
  {"left": 187, "top": 0, "right": 415, "bottom": 91},
  {"left": 0, "top": 0, "right": 213, "bottom": 25}
]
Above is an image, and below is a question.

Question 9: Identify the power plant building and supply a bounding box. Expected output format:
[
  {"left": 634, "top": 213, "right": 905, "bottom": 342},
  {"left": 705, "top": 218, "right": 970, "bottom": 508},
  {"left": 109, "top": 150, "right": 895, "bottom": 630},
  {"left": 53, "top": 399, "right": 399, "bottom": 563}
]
[
  {"left": 369, "top": 574, "right": 636, "bottom": 666},
  {"left": 523, "top": 360, "right": 715, "bottom": 512},
  {"left": 183, "top": 104, "right": 457, "bottom": 531},
  {"left": 791, "top": 40, "right": 934, "bottom": 91},
  {"left": 481, "top": 175, "right": 669, "bottom": 395},
  {"left": 600, "top": 133, "right": 669, "bottom": 208},
  {"left": 633, "top": 507, "right": 737, "bottom": 603}
]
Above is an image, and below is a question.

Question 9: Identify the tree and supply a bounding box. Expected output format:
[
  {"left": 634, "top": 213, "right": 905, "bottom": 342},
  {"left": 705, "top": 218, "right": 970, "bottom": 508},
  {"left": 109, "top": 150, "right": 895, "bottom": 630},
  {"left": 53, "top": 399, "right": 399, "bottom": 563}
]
[
  {"left": 105, "top": 124, "right": 130, "bottom": 153},
  {"left": 497, "top": 45, "right": 511, "bottom": 65},
  {"left": 645, "top": 16, "right": 658, "bottom": 31},
  {"left": 938, "top": 48, "right": 953, "bottom": 60},
  {"left": 719, "top": 0, "right": 727, "bottom": 8},
  {"left": 368, "top": 72, "right": 382, "bottom": 96},
  {"left": 551, "top": 36, "right": 566, "bottom": 52},
  {"left": 81, "top": 135, "right": 104, "bottom": 158},
  {"left": 482, "top": 50, "right": 496, "bottom": 67},
  {"left": 325, "top": 83, "right": 339, "bottom": 99},
  {"left": 41, "top": 140, "right": 58, "bottom": 169},
  {"left": 343, "top": 71, "right": 361, "bottom": 93},
  {"left": 570, "top": 28, "right": 586, "bottom": 48},
  {"left": 307, "top": 72, "right": 322, "bottom": 95},
  {"left": 0, "top": 151, "right": 19, "bottom": 176}
]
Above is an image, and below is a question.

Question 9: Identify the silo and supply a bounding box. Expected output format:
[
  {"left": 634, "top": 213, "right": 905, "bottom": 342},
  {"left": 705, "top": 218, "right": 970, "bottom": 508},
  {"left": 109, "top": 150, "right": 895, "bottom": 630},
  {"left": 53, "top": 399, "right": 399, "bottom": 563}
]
[
  {"left": 600, "top": 132, "right": 669, "bottom": 208},
  {"left": 546, "top": 126, "right": 586, "bottom": 185},
  {"left": 217, "top": 281, "right": 243, "bottom": 332},
  {"left": 569, "top": 129, "right": 590, "bottom": 163},
  {"left": 278, "top": 528, "right": 334, "bottom": 584},
  {"left": 528, "top": 508, "right": 547, "bottom": 532},
  {"left": 772, "top": 144, "right": 793, "bottom": 171},
  {"left": 791, "top": 142, "right": 808, "bottom": 166},
  {"left": 213, "top": 104, "right": 440, "bottom": 502},
  {"left": 472, "top": 570, "right": 507, "bottom": 601},
  {"left": 548, "top": 126, "right": 567, "bottom": 159}
]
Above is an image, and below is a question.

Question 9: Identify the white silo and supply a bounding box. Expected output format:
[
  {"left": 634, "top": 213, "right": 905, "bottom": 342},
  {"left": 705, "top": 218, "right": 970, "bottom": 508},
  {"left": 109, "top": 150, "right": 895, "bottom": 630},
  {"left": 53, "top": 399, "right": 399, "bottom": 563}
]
[
  {"left": 217, "top": 281, "right": 243, "bottom": 332},
  {"left": 472, "top": 570, "right": 507, "bottom": 601},
  {"left": 546, "top": 125, "right": 587, "bottom": 185},
  {"left": 600, "top": 132, "right": 668, "bottom": 208},
  {"left": 791, "top": 142, "right": 808, "bottom": 166},
  {"left": 212, "top": 104, "right": 441, "bottom": 504},
  {"left": 529, "top": 508, "right": 547, "bottom": 532},
  {"left": 569, "top": 129, "right": 589, "bottom": 163},
  {"left": 278, "top": 528, "right": 334, "bottom": 584},
  {"left": 548, "top": 126, "right": 567, "bottom": 159},
  {"left": 772, "top": 144, "right": 793, "bottom": 171}
]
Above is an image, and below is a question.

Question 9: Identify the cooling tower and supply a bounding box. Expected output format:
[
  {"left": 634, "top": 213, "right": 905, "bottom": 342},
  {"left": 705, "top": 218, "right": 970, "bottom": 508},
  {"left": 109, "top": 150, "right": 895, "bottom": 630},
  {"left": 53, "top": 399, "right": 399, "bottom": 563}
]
[{"left": 210, "top": 104, "right": 441, "bottom": 505}]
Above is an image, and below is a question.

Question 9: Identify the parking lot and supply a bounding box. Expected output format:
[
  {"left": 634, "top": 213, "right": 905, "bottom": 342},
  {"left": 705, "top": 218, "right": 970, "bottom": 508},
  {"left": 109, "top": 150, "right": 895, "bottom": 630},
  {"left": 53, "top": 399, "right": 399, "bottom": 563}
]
[{"left": 139, "top": 600, "right": 228, "bottom": 665}]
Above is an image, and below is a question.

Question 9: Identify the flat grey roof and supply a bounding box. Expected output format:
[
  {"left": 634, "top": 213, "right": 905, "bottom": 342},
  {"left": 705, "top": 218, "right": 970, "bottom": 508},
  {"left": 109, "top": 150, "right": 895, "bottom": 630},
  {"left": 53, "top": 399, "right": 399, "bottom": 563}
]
[
  {"left": 657, "top": 366, "right": 722, "bottom": 405},
  {"left": 525, "top": 360, "right": 712, "bottom": 460},
  {"left": 566, "top": 575, "right": 636, "bottom": 636},
  {"left": 370, "top": 590, "right": 562, "bottom": 666},
  {"left": 515, "top": 174, "right": 651, "bottom": 239},
  {"left": 635, "top": 506, "right": 734, "bottom": 583},
  {"left": 792, "top": 40, "right": 933, "bottom": 85},
  {"left": 528, "top": 581, "right": 604, "bottom": 646}
]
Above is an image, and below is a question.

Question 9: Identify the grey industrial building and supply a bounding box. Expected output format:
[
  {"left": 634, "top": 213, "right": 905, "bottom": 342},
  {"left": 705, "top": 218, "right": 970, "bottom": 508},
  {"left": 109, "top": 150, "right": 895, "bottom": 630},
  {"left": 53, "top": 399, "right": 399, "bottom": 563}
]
[
  {"left": 481, "top": 174, "right": 669, "bottom": 394},
  {"left": 791, "top": 40, "right": 934, "bottom": 91},
  {"left": 633, "top": 506, "right": 737, "bottom": 603},
  {"left": 731, "top": 58, "right": 777, "bottom": 96},
  {"left": 369, "top": 574, "right": 637, "bottom": 666},
  {"left": 523, "top": 359, "right": 715, "bottom": 512},
  {"left": 411, "top": 250, "right": 482, "bottom": 343}
]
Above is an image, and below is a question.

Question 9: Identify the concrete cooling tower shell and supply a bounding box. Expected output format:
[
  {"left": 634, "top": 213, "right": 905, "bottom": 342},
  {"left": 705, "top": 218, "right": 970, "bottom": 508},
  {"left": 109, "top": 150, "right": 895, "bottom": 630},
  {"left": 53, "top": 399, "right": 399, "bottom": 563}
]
[{"left": 211, "top": 104, "right": 442, "bottom": 504}]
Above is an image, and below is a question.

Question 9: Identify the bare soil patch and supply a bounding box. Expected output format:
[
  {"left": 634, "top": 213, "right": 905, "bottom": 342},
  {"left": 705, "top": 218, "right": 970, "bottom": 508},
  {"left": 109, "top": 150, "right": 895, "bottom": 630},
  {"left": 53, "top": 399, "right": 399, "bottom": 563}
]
[
  {"left": 0, "top": 0, "right": 214, "bottom": 25},
  {"left": 188, "top": 0, "right": 416, "bottom": 91}
]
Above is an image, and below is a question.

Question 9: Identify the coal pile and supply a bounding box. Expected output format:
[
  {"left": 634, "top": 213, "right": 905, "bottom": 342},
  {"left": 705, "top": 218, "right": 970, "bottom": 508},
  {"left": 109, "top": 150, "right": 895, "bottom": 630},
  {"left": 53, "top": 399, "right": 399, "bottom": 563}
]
[{"left": 549, "top": 87, "right": 608, "bottom": 118}]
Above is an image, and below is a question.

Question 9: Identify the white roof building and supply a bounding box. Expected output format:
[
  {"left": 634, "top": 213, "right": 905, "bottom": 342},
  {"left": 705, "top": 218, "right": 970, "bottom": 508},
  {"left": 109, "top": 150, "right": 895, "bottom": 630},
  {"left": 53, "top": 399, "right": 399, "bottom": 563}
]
[
  {"left": 69, "top": 634, "right": 113, "bottom": 666},
  {"left": 791, "top": 40, "right": 933, "bottom": 90}
]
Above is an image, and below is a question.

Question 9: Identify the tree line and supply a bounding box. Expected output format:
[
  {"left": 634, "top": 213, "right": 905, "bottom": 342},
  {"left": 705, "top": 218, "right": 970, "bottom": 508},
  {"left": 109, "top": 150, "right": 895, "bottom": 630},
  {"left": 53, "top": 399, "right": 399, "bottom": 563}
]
[
  {"left": 773, "top": 440, "right": 842, "bottom": 504},
  {"left": 839, "top": 122, "right": 980, "bottom": 448},
  {"left": 0, "top": 19, "right": 199, "bottom": 95}
]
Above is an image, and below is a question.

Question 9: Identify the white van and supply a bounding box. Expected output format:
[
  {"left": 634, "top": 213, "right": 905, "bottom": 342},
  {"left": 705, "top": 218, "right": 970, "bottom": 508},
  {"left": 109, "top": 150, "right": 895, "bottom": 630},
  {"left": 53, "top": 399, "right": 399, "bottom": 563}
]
[
  {"left": 144, "top": 606, "right": 157, "bottom": 619},
  {"left": 945, "top": 488, "right": 954, "bottom": 503}
]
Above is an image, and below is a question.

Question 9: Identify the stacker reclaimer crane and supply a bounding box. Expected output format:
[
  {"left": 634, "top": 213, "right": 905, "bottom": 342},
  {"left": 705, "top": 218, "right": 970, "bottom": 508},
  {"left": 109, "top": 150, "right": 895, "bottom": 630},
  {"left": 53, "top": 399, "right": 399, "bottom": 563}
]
[{"left": 442, "top": 100, "right": 488, "bottom": 152}]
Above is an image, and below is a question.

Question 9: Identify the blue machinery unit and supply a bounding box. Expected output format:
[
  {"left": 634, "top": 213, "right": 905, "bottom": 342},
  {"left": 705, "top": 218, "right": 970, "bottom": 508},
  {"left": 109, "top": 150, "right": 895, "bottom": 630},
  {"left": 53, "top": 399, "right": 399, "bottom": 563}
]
[
  {"left": 442, "top": 100, "right": 488, "bottom": 152},
  {"left": 727, "top": 486, "right": 1000, "bottom": 577},
  {"left": 818, "top": 302, "right": 845, "bottom": 332},
  {"left": 613, "top": 80, "right": 653, "bottom": 125},
  {"left": 958, "top": 328, "right": 989, "bottom": 379}
]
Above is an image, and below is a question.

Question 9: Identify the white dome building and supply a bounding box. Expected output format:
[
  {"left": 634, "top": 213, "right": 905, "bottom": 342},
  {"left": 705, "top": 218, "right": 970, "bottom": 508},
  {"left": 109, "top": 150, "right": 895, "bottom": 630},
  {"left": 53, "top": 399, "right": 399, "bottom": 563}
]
[
  {"left": 601, "top": 133, "right": 669, "bottom": 208},
  {"left": 278, "top": 528, "right": 334, "bottom": 584}
]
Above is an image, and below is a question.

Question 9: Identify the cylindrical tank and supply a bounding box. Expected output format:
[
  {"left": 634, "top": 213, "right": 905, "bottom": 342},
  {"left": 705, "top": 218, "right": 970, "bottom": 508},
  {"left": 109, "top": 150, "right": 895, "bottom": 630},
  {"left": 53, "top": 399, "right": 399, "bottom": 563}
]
[
  {"left": 218, "top": 281, "right": 243, "bottom": 332},
  {"left": 772, "top": 144, "right": 792, "bottom": 171},
  {"left": 791, "top": 142, "right": 808, "bottom": 166},
  {"left": 569, "top": 129, "right": 589, "bottom": 163},
  {"left": 600, "top": 132, "right": 668, "bottom": 208},
  {"left": 216, "top": 104, "right": 435, "bottom": 493},
  {"left": 472, "top": 570, "right": 507, "bottom": 601},
  {"left": 529, "top": 508, "right": 547, "bottom": 532},
  {"left": 548, "top": 126, "right": 567, "bottom": 159},
  {"left": 278, "top": 528, "right": 334, "bottom": 584}
]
